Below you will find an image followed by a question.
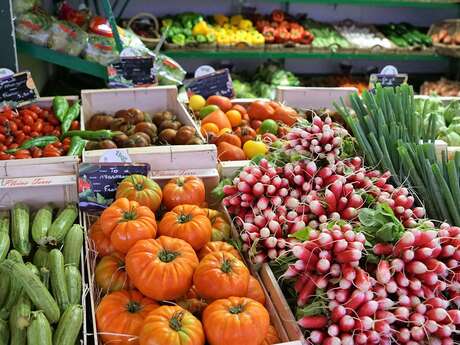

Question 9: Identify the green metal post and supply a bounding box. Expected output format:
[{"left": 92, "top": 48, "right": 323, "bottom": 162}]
[
  {"left": 1, "top": 0, "right": 18, "bottom": 71},
  {"left": 100, "top": 0, "right": 124, "bottom": 53}
]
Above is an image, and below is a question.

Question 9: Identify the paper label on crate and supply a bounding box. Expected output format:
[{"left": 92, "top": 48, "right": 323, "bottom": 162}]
[
  {"left": 99, "top": 149, "right": 132, "bottom": 163},
  {"left": 107, "top": 56, "right": 156, "bottom": 88},
  {"left": 185, "top": 69, "right": 234, "bottom": 99},
  {"left": 369, "top": 65, "right": 408, "bottom": 90},
  {"left": 78, "top": 163, "right": 150, "bottom": 213},
  {"left": 0, "top": 71, "right": 39, "bottom": 107},
  {"left": 0, "top": 175, "right": 75, "bottom": 188}
]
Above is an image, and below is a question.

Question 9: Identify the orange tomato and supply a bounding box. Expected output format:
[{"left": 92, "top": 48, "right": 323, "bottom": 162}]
[
  {"left": 206, "top": 95, "right": 232, "bottom": 112},
  {"left": 226, "top": 110, "right": 242, "bottom": 127},
  {"left": 201, "top": 123, "right": 219, "bottom": 135},
  {"left": 217, "top": 128, "right": 232, "bottom": 136},
  {"left": 231, "top": 104, "right": 247, "bottom": 115}
]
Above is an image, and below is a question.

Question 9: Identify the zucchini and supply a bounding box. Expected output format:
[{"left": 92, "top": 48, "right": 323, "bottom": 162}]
[
  {"left": 33, "top": 246, "right": 49, "bottom": 269},
  {"left": 0, "top": 251, "right": 24, "bottom": 318},
  {"left": 40, "top": 267, "right": 50, "bottom": 290},
  {"left": 52, "top": 305, "right": 82, "bottom": 345},
  {"left": 27, "top": 311, "right": 53, "bottom": 345},
  {"left": 65, "top": 266, "right": 81, "bottom": 305},
  {"left": 0, "top": 231, "right": 10, "bottom": 262},
  {"left": 0, "top": 271, "right": 9, "bottom": 308},
  {"left": 0, "top": 260, "right": 60, "bottom": 324},
  {"left": 0, "top": 318, "right": 9, "bottom": 345},
  {"left": 25, "top": 262, "right": 40, "bottom": 278},
  {"left": 32, "top": 204, "right": 53, "bottom": 246},
  {"left": 0, "top": 211, "right": 9, "bottom": 233},
  {"left": 47, "top": 204, "right": 78, "bottom": 245},
  {"left": 63, "top": 224, "right": 83, "bottom": 268},
  {"left": 11, "top": 203, "right": 31, "bottom": 256},
  {"left": 9, "top": 294, "right": 31, "bottom": 345},
  {"left": 49, "top": 249, "right": 69, "bottom": 313}
]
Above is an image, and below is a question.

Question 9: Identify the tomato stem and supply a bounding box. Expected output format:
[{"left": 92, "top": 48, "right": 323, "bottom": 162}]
[
  {"left": 169, "top": 311, "right": 184, "bottom": 331},
  {"left": 176, "top": 177, "right": 185, "bottom": 187},
  {"left": 134, "top": 183, "right": 144, "bottom": 191},
  {"left": 122, "top": 209, "right": 137, "bottom": 221},
  {"left": 220, "top": 259, "right": 232, "bottom": 273},
  {"left": 177, "top": 213, "right": 192, "bottom": 223},
  {"left": 159, "top": 250, "right": 180, "bottom": 263},
  {"left": 126, "top": 301, "right": 141, "bottom": 313},
  {"left": 229, "top": 305, "right": 244, "bottom": 314}
]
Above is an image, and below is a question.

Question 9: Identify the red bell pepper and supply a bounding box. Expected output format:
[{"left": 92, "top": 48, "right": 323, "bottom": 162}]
[
  {"left": 276, "top": 28, "right": 291, "bottom": 43},
  {"left": 256, "top": 20, "right": 270, "bottom": 32},
  {"left": 262, "top": 27, "right": 276, "bottom": 43},
  {"left": 290, "top": 27, "right": 305, "bottom": 43},
  {"left": 89, "top": 16, "right": 113, "bottom": 37},
  {"left": 299, "top": 31, "right": 314, "bottom": 45},
  {"left": 271, "top": 10, "right": 285, "bottom": 23}
]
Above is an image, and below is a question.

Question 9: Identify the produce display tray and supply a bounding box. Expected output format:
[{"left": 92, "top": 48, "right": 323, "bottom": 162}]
[
  {"left": 0, "top": 96, "right": 80, "bottom": 178},
  {"left": 0, "top": 175, "right": 91, "bottom": 344},
  {"left": 81, "top": 86, "right": 217, "bottom": 170},
  {"left": 429, "top": 19, "right": 460, "bottom": 58},
  {"left": 84, "top": 169, "right": 296, "bottom": 345}
]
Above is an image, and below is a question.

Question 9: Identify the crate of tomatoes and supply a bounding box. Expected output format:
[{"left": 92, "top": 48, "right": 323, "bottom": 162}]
[
  {"left": 0, "top": 96, "right": 81, "bottom": 177},
  {"left": 83, "top": 170, "right": 298, "bottom": 345}
]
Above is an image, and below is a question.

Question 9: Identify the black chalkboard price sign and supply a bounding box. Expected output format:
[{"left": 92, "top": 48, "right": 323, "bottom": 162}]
[
  {"left": 0, "top": 72, "right": 39, "bottom": 105},
  {"left": 185, "top": 69, "right": 234, "bottom": 99},
  {"left": 369, "top": 73, "right": 408, "bottom": 89},
  {"left": 107, "top": 56, "right": 155, "bottom": 88},
  {"left": 78, "top": 162, "right": 150, "bottom": 213}
]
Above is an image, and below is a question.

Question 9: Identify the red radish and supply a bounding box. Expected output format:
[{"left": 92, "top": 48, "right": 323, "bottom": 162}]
[
  {"left": 447, "top": 309, "right": 460, "bottom": 324},
  {"left": 410, "top": 326, "right": 424, "bottom": 341},
  {"left": 340, "top": 334, "right": 353, "bottom": 345},
  {"left": 398, "top": 295, "right": 410, "bottom": 307},
  {"left": 316, "top": 258, "right": 330, "bottom": 273},
  {"left": 308, "top": 331, "right": 325, "bottom": 344},
  {"left": 375, "top": 285, "right": 387, "bottom": 298},
  {"left": 414, "top": 230, "right": 437, "bottom": 247},
  {"left": 337, "top": 197, "right": 348, "bottom": 212},
  {"left": 354, "top": 268, "right": 370, "bottom": 291},
  {"left": 339, "top": 315, "right": 355, "bottom": 332},
  {"left": 394, "top": 307, "right": 410, "bottom": 320},
  {"left": 327, "top": 324, "right": 339, "bottom": 337},
  {"left": 377, "top": 298, "right": 393, "bottom": 310},
  {"left": 406, "top": 261, "right": 428, "bottom": 274},
  {"left": 331, "top": 305, "right": 346, "bottom": 322},
  {"left": 394, "top": 232, "right": 415, "bottom": 255},
  {"left": 415, "top": 303, "right": 426, "bottom": 315},
  {"left": 426, "top": 308, "right": 448, "bottom": 323},
  {"left": 297, "top": 275, "right": 318, "bottom": 306},
  {"left": 356, "top": 316, "right": 373, "bottom": 331},
  {"left": 395, "top": 272, "right": 409, "bottom": 287},
  {"left": 335, "top": 289, "right": 350, "bottom": 303},
  {"left": 357, "top": 300, "right": 378, "bottom": 317},
  {"left": 409, "top": 278, "right": 422, "bottom": 291},
  {"left": 354, "top": 333, "right": 367, "bottom": 344},
  {"left": 419, "top": 272, "right": 438, "bottom": 286},
  {"left": 329, "top": 263, "right": 341, "bottom": 277},
  {"left": 376, "top": 310, "right": 396, "bottom": 324},
  {"left": 409, "top": 312, "right": 426, "bottom": 327},
  {"left": 297, "top": 315, "right": 328, "bottom": 329},
  {"left": 342, "top": 265, "right": 356, "bottom": 281},
  {"left": 324, "top": 189, "right": 336, "bottom": 212},
  {"left": 336, "top": 249, "right": 362, "bottom": 264},
  {"left": 425, "top": 297, "right": 449, "bottom": 309},
  {"left": 253, "top": 252, "right": 266, "bottom": 264},
  {"left": 310, "top": 200, "right": 325, "bottom": 216},
  {"left": 425, "top": 319, "right": 439, "bottom": 333},
  {"left": 323, "top": 337, "right": 340, "bottom": 345},
  {"left": 376, "top": 260, "right": 391, "bottom": 284},
  {"left": 402, "top": 249, "right": 415, "bottom": 262},
  {"left": 345, "top": 290, "right": 366, "bottom": 310},
  {"left": 436, "top": 325, "right": 452, "bottom": 338}
]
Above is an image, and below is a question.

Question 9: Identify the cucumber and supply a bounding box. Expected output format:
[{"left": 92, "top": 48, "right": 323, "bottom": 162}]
[
  {"left": 40, "top": 267, "right": 50, "bottom": 290},
  {"left": 11, "top": 203, "right": 31, "bottom": 256},
  {"left": 65, "top": 266, "right": 81, "bottom": 305},
  {"left": 63, "top": 224, "right": 83, "bottom": 268},
  {"left": 33, "top": 246, "right": 49, "bottom": 269},
  {"left": 0, "top": 231, "right": 10, "bottom": 262},
  {"left": 0, "top": 260, "right": 60, "bottom": 324},
  {"left": 49, "top": 249, "right": 69, "bottom": 313},
  {"left": 47, "top": 204, "right": 78, "bottom": 245},
  {"left": 27, "top": 311, "right": 53, "bottom": 345},
  {"left": 0, "top": 211, "right": 9, "bottom": 233},
  {"left": 25, "top": 262, "right": 40, "bottom": 278},
  {"left": 0, "top": 251, "right": 24, "bottom": 318},
  {"left": 52, "top": 305, "right": 82, "bottom": 345},
  {"left": 0, "top": 318, "right": 9, "bottom": 345},
  {"left": 9, "top": 294, "right": 31, "bottom": 345},
  {"left": 32, "top": 204, "right": 53, "bottom": 246}
]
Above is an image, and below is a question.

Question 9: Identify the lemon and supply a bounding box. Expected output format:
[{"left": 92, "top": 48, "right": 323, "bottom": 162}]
[{"left": 189, "top": 95, "right": 206, "bottom": 111}]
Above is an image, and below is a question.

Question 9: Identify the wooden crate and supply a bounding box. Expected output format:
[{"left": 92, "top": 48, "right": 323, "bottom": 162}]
[
  {"left": 0, "top": 96, "right": 80, "bottom": 178},
  {"left": 81, "top": 86, "right": 217, "bottom": 171},
  {"left": 275, "top": 86, "right": 357, "bottom": 109},
  {"left": 84, "top": 169, "right": 296, "bottom": 345},
  {"left": 0, "top": 175, "right": 91, "bottom": 345}
]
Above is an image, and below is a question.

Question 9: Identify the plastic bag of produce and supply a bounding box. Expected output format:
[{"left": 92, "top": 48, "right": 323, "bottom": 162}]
[
  {"left": 15, "top": 11, "right": 53, "bottom": 46},
  {"left": 154, "top": 54, "right": 186, "bottom": 85},
  {"left": 13, "top": 0, "right": 40, "bottom": 16},
  {"left": 83, "top": 34, "right": 118, "bottom": 65},
  {"left": 48, "top": 20, "right": 88, "bottom": 56}
]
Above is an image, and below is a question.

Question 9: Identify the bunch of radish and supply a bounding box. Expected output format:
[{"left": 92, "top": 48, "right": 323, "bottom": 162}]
[{"left": 284, "top": 115, "right": 349, "bottom": 163}]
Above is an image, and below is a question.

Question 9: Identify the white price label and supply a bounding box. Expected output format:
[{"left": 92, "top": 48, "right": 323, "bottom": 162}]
[{"left": 99, "top": 149, "right": 132, "bottom": 163}]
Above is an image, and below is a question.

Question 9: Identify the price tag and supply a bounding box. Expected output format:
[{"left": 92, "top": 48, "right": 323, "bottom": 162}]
[
  {"left": 0, "top": 71, "right": 39, "bottom": 106},
  {"left": 369, "top": 65, "right": 408, "bottom": 90},
  {"left": 107, "top": 56, "right": 156, "bottom": 88},
  {"left": 99, "top": 149, "right": 132, "bottom": 163},
  {"left": 194, "top": 65, "right": 215, "bottom": 78},
  {"left": 78, "top": 163, "right": 150, "bottom": 213},
  {"left": 185, "top": 69, "right": 233, "bottom": 99}
]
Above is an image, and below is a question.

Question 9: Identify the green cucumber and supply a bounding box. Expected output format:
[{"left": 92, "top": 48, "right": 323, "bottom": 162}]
[
  {"left": 63, "top": 224, "right": 83, "bottom": 268},
  {"left": 47, "top": 204, "right": 78, "bottom": 245},
  {"left": 11, "top": 203, "right": 31, "bottom": 256},
  {"left": 0, "top": 232, "right": 10, "bottom": 262},
  {"left": 33, "top": 246, "right": 49, "bottom": 269},
  {"left": 32, "top": 204, "right": 53, "bottom": 246},
  {"left": 27, "top": 311, "right": 53, "bottom": 345},
  {"left": 49, "top": 249, "right": 69, "bottom": 313},
  {"left": 0, "top": 318, "right": 9, "bottom": 345},
  {"left": 0, "top": 251, "right": 24, "bottom": 318},
  {"left": 65, "top": 266, "right": 82, "bottom": 305},
  {"left": 9, "top": 294, "right": 31, "bottom": 345},
  {"left": 0, "top": 260, "right": 60, "bottom": 324},
  {"left": 52, "top": 305, "right": 82, "bottom": 345},
  {"left": 0, "top": 211, "right": 9, "bottom": 233}
]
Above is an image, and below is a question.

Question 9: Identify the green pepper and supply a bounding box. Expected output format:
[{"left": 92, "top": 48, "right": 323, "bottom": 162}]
[
  {"left": 66, "top": 136, "right": 87, "bottom": 157},
  {"left": 185, "top": 36, "right": 196, "bottom": 45},
  {"left": 52, "top": 96, "right": 69, "bottom": 122},
  {"left": 61, "top": 101, "right": 81, "bottom": 135},
  {"left": 206, "top": 33, "right": 216, "bottom": 43},
  {"left": 195, "top": 34, "right": 207, "bottom": 43},
  {"left": 62, "top": 130, "right": 123, "bottom": 140},
  {"left": 6, "top": 136, "right": 59, "bottom": 153},
  {"left": 172, "top": 33, "right": 186, "bottom": 46}
]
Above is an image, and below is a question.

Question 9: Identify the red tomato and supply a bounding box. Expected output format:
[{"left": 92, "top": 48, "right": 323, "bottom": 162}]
[
  {"left": 14, "top": 149, "right": 31, "bottom": 159},
  {"left": 28, "top": 105, "right": 42, "bottom": 114},
  {"left": 0, "top": 133, "right": 5, "bottom": 143},
  {"left": 48, "top": 115, "right": 60, "bottom": 126},
  {"left": 22, "top": 125, "right": 31, "bottom": 134},
  {"left": 250, "top": 120, "right": 262, "bottom": 130},
  {"left": 51, "top": 129, "right": 61, "bottom": 137},
  {"left": 8, "top": 143, "right": 18, "bottom": 149},
  {"left": 0, "top": 152, "right": 13, "bottom": 160},
  {"left": 30, "top": 131, "right": 40, "bottom": 138},
  {"left": 43, "top": 124, "right": 54, "bottom": 134},
  {"left": 30, "top": 147, "right": 43, "bottom": 158},
  {"left": 4, "top": 136, "right": 13, "bottom": 146},
  {"left": 40, "top": 110, "right": 49, "bottom": 119},
  {"left": 71, "top": 120, "right": 80, "bottom": 130},
  {"left": 23, "top": 114, "right": 34, "bottom": 126},
  {"left": 15, "top": 131, "right": 25, "bottom": 144},
  {"left": 33, "top": 120, "right": 43, "bottom": 133},
  {"left": 9, "top": 121, "right": 17, "bottom": 133}
]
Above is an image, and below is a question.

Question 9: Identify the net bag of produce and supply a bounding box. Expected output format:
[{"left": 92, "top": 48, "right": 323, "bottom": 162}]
[
  {"left": 13, "top": 0, "right": 40, "bottom": 16},
  {"left": 83, "top": 34, "right": 118, "bottom": 65},
  {"left": 15, "top": 11, "right": 53, "bottom": 46},
  {"left": 154, "top": 54, "right": 186, "bottom": 86},
  {"left": 48, "top": 20, "right": 88, "bottom": 56}
]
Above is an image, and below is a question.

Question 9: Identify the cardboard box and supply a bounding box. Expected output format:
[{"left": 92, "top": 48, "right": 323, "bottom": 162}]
[{"left": 81, "top": 86, "right": 217, "bottom": 171}]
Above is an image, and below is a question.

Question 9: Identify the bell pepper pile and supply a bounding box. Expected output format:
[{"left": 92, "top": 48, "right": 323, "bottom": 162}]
[
  {"left": 211, "top": 14, "right": 264, "bottom": 47},
  {"left": 161, "top": 13, "right": 216, "bottom": 46},
  {"left": 0, "top": 97, "right": 84, "bottom": 160},
  {"left": 255, "top": 10, "right": 314, "bottom": 45}
]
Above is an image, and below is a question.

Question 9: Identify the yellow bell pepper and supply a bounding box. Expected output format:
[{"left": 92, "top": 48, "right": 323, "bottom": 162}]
[
  {"left": 239, "top": 19, "right": 253, "bottom": 30},
  {"left": 213, "top": 14, "right": 228, "bottom": 26},
  {"left": 192, "top": 21, "right": 211, "bottom": 36},
  {"left": 230, "top": 15, "right": 243, "bottom": 26}
]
